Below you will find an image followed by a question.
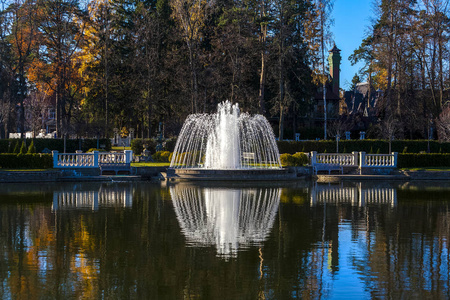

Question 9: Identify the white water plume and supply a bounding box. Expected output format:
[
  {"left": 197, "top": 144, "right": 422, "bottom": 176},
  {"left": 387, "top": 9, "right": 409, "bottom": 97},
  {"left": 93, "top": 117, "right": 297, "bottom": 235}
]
[{"left": 170, "top": 101, "right": 281, "bottom": 169}]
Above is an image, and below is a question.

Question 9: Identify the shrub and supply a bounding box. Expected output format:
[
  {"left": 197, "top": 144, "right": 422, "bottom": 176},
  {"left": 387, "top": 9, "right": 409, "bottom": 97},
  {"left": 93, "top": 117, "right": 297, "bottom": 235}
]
[
  {"left": 19, "top": 141, "right": 26, "bottom": 155},
  {"left": 131, "top": 138, "right": 157, "bottom": 155},
  {"left": 27, "top": 140, "right": 36, "bottom": 154},
  {"left": 0, "top": 138, "right": 111, "bottom": 153},
  {"left": 87, "top": 148, "right": 106, "bottom": 152},
  {"left": 277, "top": 140, "right": 450, "bottom": 154},
  {"left": 13, "top": 141, "right": 20, "bottom": 154},
  {"left": 131, "top": 139, "right": 144, "bottom": 155},
  {"left": 151, "top": 151, "right": 172, "bottom": 162},
  {"left": 398, "top": 153, "right": 450, "bottom": 168},
  {"left": 292, "top": 152, "right": 309, "bottom": 166},
  {"left": 0, "top": 154, "right": 53, "bottom": 169},
  {"left": 280, "top": 152, "right": 308, "bottom": 167},
  {"left": 280, "top": 153, "right": 295, "bottom": 166},
  {"left": 160, "top": 151, "right": 171, "bottom": 162}
]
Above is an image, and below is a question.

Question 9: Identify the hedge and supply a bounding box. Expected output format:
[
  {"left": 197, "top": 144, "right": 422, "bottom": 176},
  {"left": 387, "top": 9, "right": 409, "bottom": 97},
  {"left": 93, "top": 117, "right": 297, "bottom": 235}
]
[
  {"left": 397, "top": 154, "right": 450, "bottom": 168},
  {"left": 277, "top": 140, "right": 450, "bottom": 154},
  {"left": 0, "top": 138, "right": 111, "bottom": 153},
  {"left": 0, "top": 154, "right": 53, "bottom": 169}
]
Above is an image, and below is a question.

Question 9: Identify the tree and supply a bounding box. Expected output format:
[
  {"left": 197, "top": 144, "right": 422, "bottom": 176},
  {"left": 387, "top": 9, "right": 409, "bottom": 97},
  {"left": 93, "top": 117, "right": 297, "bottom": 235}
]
[
  {"left": 29, "top": 0, "right": 87, "bottom": 137},
  {"left": 304, "top": 0, "right": 334, "bottom": 139},
  {"left": 436, "top": 104, "right": 450, "bottom": 141},
  {"left": 171, "top": 0, "right": 211, "bottom": 113},
  {"left": 271, "top": 0, "right": 313, "bottom": 140}
]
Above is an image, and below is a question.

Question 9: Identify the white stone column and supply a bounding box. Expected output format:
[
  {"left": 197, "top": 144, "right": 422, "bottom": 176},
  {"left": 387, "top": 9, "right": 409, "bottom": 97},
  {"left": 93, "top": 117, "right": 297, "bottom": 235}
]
[
  {"left": 310, "top": 151, "right": 317, "bottom": 165},
  {"left": 124, "top": 150, "right": 133, "bottom": 164},
  {"left": 93, "top": 151, "right": 99, "bottom": 167},
  {"left": 392, "top": 152, "right": 398, "bottom": 167},
  {"left": 352, "top": 151, "right": 358, "bottom": 166},
  {"left": 52, "top": 151, "right": 59, "bottom": 168}
]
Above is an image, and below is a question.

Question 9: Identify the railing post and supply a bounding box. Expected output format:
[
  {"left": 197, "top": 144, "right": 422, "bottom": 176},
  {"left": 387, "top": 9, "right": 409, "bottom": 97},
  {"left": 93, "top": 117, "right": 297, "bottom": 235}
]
[
  {"left": 93, "top": 151, "right": 99, "bottom": 167},
  {"left": 392, "top": 152, "right": 398, "bottom": 167},
  {"left": 124, "top": 150, "right": 133, "bottom": 164},
  {"left": 359, "top": 152, "right": 366, "bottom": 168},
  {"left": 310, "top": 151, "right": 317, "bottom": 165},
  {"left": 352, "top": 152, "right": 358, "bottom": 166},
  {"left": 52, "top": 150, "right": 59, "bottom": 168}
]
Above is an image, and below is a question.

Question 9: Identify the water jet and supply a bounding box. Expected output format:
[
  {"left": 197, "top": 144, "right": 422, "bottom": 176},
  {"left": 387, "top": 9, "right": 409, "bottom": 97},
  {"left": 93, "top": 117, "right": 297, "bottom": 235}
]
[{"left": 166, "top": 101, "right": 295, "bottom": 180}]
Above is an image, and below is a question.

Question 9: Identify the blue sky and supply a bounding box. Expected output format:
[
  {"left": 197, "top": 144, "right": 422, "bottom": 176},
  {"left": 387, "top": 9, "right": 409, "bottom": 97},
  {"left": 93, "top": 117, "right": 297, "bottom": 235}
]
[{"left": 332, "top": 0, "right": 373, "bottom": 90}]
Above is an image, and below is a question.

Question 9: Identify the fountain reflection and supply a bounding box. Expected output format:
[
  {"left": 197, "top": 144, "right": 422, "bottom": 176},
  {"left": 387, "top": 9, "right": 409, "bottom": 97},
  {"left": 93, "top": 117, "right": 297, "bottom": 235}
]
[
  {"left": 52, "top": 184, "right": 133, "bottom": 211},
  {"left": 169, "top": 184, "right": 281, "bottom": 258},
  {"left": 310, "top": 182, "right": 397, "bottom": 207}
]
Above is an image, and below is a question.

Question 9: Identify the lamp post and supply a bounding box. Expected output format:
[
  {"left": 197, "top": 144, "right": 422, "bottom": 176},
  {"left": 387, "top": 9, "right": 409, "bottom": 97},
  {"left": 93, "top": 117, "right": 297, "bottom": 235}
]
[{"left": 336, "top": 134, "right": 340, "bottom": 153}]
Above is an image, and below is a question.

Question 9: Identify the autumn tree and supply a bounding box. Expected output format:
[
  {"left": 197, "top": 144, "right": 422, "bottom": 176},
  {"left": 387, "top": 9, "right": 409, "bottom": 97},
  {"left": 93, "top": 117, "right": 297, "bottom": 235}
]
[{"left": 28, "top": 0, "right": 87, "bottom": 137}]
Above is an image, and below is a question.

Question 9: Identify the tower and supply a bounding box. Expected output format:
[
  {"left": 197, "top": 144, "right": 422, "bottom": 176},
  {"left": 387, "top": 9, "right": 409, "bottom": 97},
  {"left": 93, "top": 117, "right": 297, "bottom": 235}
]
[{"left": 328, "top": 44, "right": 341, "bottom": 96}]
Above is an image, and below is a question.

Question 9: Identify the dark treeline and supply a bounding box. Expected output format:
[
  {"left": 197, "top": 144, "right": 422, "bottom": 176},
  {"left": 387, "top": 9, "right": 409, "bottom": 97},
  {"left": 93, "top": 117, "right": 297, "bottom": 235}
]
[
  {"left": 350, "top": 0, "right": 450, "bottom": 141},
  {"left": 1, "top": 0, "right": 450, "bottom": 141},
  {"left": 0, "top": 0, "right": 330, "bottom": 139}
]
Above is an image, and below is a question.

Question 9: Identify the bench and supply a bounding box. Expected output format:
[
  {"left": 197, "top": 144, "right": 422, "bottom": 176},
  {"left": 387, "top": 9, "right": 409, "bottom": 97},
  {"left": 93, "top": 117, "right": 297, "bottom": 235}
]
[
  {"left": 313, "top": 164, "right": 343, "bottom": 175},
  {"left": 242, "top": 152, "right": 255, "bottom": 160}
]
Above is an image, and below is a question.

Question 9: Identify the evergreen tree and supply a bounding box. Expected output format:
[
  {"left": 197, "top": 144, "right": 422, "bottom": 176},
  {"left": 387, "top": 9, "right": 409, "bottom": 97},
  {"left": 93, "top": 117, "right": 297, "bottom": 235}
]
[
  {"left": 13, "top": 140, "right": 20, "bottom": 154},
  {"left": 19, "top": 140, "right": 26, "bottom": 154},
  {"left": 27, "top": 140, "right": 36, "bottom": 153}
]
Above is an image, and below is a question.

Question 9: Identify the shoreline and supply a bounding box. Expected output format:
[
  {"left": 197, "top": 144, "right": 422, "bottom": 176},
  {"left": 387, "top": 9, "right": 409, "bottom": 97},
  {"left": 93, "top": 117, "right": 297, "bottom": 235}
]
[{"left": 1, "top": 167, "right": 450, "bottom": 183}]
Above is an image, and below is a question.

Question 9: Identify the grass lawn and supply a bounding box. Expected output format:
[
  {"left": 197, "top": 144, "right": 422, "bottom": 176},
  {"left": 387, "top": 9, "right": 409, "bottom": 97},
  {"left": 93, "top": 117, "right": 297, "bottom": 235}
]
[
  {"left": 401, "top": 167, "right": 450, "bottom": 171},
  {"left": 111, "top": 146, "right": 132, "bottom": 151},
  {"left": 0, "top": 169, "right": 53, "bottom": 172},
  {"left": 131, "top": 162, "right": 170, "bottom": 167}
]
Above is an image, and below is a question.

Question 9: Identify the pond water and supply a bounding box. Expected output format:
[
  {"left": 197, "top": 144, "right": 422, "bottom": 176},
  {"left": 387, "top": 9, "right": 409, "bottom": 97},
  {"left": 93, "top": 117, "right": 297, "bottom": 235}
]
[{"left": 0, "top": 180, "right": 449, "bottom": 299}]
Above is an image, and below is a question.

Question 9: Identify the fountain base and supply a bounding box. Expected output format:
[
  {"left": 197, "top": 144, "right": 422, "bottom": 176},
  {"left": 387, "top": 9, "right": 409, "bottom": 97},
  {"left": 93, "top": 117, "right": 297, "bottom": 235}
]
[{"left": 163, "top": 168, "right": 298, "bottom": 181}]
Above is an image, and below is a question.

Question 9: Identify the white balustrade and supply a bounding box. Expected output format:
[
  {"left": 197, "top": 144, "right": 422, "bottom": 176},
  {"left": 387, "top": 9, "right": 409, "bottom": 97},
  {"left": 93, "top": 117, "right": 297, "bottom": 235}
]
[
  {"left": 310, "top": 151, "right": 398, "bottom": 169},
  {"left": 52, "top": 150, "right": 133, "bottom": 168},
  {"left": 360, "top": 152, "right": 398, "bottom": 168},
  {"left": 310, "top": 151, "right": 358, "bottom": 167}
]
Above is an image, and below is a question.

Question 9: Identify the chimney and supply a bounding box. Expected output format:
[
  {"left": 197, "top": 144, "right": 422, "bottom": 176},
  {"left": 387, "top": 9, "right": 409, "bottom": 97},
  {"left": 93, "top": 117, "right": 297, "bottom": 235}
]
[{"left": 328, "top": 44, "right": 341, "bottom": 96}]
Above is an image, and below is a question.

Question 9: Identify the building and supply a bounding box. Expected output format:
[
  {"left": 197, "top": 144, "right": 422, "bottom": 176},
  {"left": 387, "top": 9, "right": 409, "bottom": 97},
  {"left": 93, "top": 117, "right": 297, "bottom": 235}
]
[{"left": 313, "top": 44, "right": 342, "bottom": 125}]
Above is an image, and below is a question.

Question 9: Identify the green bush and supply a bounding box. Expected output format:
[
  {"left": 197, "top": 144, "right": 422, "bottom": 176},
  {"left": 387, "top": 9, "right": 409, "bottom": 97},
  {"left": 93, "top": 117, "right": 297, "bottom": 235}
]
[
  {"left": 160, "top": 151, "right": 171, "bottom": 162},
  {"left": 19, "top": 141, "right": 27, "bottom": 155},
  {"left": 27, "top": 140, "right": 36, "bottom": 154},
  {"left": 292, "top": 152, "right": 309, "bottom": 166},
  {"left": 87, "top": 148, "right": 107, "bottom": 152},
  {"left": 0, "top": 154, "right": 53, "bottom": 169},
  {"left": 0, "top": 138, "right": 111, "bottom": 153},
  {"left": 164, "top": 137, "right": 178, "bottom": 152},
  {"left": 398, "top": 154, "right": 450, "bottom": 168},
  {"left": 280, "top": 152, "right": 308, "bottom": 167},
  {"left": 152, "top": 151, "right": 172, "bottom": 162},
  {"left": 130, "top": 138, "right": 157, "bottom": 155},
  {"left": 13, "top": 141, "right": 20, "bottom": 154},
  {"left": 277, "top": 140, "right": 450, "bottom": 154}
]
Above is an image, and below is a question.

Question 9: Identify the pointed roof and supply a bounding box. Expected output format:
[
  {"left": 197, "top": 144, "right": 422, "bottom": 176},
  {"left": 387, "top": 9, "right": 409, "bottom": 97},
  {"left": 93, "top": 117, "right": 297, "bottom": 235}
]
[{"left": 329, "top": 44, "right": 341, "bottom": 53}]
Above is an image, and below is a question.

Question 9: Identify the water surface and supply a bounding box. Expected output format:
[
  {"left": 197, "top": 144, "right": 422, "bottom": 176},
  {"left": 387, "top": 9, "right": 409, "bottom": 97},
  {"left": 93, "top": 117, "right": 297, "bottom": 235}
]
[{"left": 0, "top": 180, "right": 449, "bottom": 299}]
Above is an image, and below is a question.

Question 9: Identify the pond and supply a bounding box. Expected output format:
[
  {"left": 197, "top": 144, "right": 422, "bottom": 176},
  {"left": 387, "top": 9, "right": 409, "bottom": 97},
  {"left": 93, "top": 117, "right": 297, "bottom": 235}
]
[{"left": 0, "top": 180, "right": 449, "bottom": 299}]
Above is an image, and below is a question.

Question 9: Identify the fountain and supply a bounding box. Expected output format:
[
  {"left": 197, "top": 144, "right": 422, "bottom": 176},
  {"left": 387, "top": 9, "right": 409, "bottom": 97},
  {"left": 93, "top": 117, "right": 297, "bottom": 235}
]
[
  {"left": 170, "top": 184, "right": 281, "bottom": 258},
  {"left": 166, "top": 101, "right": 295, "bottom": 180}
]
